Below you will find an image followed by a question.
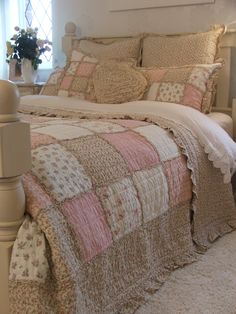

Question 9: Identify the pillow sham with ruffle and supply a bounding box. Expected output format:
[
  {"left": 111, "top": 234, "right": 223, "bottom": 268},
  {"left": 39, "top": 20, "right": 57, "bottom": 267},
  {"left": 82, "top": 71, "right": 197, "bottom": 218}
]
[
  {"left": 40, "top": 67, "right": 64, "bottom": 96},
  {"left": 58, "top": 50, "right": 99, "bottom": 101},
  {"left": 79, "top": 36, "right": 142, "bottom": 65},
  {"left": 141, "top": 63, "right": 222, "bottom": 112}
]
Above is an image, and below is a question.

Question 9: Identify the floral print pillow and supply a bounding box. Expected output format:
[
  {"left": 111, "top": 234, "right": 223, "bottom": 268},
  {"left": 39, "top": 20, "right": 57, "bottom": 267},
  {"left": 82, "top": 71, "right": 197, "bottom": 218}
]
[{"left": 140, "top": 63, "right": 222, "bottom": 112}]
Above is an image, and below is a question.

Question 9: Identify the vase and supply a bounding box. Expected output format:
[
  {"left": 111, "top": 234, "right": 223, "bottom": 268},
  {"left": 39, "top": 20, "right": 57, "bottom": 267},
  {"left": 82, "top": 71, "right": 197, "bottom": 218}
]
[{"left": 21, "top": 58, "right": 38, "bottom": 84}]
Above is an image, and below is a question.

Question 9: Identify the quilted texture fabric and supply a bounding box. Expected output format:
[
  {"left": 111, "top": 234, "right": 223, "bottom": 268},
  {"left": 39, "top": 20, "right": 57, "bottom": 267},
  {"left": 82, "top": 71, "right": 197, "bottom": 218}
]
[
  {"left": 79, "top": 36, "right": 142, "bottom": 64},
  {"left": 142, "top": 26, "right": 225, "bottom": 67},
  {"left": 93, "top": 62, "right": 148, "bottom": 103},
  {"left": 141, "top": 63, "right": 222, "bottom": 111},
  {"left": 58, "top": 50, "right": 99, "bottom": 100},
  {"left": 10, "top": 111, "right": 236, "bottom": 314},
  {"left": 40, "top": 67, "right": 64, "bottom": 96}
]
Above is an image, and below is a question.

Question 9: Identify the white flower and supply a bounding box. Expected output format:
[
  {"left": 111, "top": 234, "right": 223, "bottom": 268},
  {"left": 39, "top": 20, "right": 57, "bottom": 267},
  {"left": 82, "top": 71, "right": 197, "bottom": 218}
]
[
  {"left": 26, "top": 27, "right": 34, "bottom": 34},
  {"left": 36, "top": 39, "right": 44, "bottom": 48}
]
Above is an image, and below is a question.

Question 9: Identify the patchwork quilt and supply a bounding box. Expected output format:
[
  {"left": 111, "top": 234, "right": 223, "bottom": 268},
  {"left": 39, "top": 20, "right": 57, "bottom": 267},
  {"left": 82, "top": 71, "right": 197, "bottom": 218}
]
[{"left": 9, "top": 109, "right": 236, "bottom": 314}]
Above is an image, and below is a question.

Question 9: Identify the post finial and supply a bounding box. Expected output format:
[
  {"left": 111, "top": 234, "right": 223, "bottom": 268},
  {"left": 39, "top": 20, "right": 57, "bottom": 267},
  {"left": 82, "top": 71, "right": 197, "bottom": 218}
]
[
  {"left": 0, "top": 80, "right": 20, "bottom": 123},
  {"left": 65, "top": 22, "right": 76, "bottom": 36}
]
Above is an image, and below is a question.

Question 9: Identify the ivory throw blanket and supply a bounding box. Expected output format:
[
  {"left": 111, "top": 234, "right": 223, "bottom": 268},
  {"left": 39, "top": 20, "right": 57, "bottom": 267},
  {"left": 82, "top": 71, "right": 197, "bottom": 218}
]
[{"left": 9, "top": 98, "right": 236, "bottom": 314}]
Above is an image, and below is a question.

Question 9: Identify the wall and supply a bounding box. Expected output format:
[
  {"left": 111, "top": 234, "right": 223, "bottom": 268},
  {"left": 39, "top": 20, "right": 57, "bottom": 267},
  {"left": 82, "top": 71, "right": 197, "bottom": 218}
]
[
  {"left": 52, "top": 0, "right": 236, "bottom": 103},
  {"left": 53, "top": 0, "right": 236, "bottom": 66}
]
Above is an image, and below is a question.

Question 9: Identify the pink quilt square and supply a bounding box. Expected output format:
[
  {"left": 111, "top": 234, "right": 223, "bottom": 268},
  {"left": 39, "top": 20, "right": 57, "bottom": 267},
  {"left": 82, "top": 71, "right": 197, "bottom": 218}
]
[
  {"left": 62, "top": 192, "right": 113, "bottom": 261},
  {"left": 76, "top": 62, "right": 96, "bottom": 77},
  {"left": 22, "top": 173, "right": 53, "bottom": 218},
  {"left": 145, "top": 68, "right": 167, "bottom": 82},
  {"left": 60, "top": 76, "right": 73, "bottom": 90},
  {"left": 31, "top": 133, "right": 56, "bottom": 149},
  {"left": 182, "top": 85, "right": 202, "bottom": 110},
  {"left": 102, "top": 131, "right": 160, "bottom": 172},
  {"left": 164, "top": 155, "right": 192, "bottom": 207}
]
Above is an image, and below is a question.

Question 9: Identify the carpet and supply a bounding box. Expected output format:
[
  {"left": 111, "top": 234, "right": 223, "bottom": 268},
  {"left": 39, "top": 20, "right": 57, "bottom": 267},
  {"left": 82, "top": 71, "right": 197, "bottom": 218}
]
[{"left": 137, "top": 231, "right": 236, "bottom": 314}]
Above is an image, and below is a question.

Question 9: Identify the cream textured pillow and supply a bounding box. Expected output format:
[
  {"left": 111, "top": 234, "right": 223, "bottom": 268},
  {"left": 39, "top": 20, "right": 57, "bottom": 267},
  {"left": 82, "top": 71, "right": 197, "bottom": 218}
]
[
  {"left": 93, "top": 62, "right": 148, "bottom": 104},
  {"left": 40, "top": 67, "right": 64, "bottom": 96},
  {"left": 58, "top": 50, "right": 99, "bottom": 100},
  {"left": 141, "top": 63, "right": 222, "bottom": 111},
  {"left": 142, "top": 26, "right": 225, "bottom": 67},
  {"left": 79, "top": 37, "right": 142, "bottom": 64}
]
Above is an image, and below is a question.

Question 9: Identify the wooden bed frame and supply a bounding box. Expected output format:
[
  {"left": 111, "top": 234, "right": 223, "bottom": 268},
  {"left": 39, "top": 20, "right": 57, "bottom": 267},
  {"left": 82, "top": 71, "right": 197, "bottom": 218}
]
[{"left": 0, "top": 21, "right": 236, "bottom": 314}]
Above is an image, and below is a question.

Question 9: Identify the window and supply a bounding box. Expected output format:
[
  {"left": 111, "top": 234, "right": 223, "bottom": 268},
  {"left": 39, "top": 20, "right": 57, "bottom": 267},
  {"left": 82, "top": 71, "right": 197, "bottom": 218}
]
[
  {"left": 0, "top": 0, "right": 53, "bottom": 79},
  {"left": 24, "top": 0, "right": 53, "bottom": 69}
]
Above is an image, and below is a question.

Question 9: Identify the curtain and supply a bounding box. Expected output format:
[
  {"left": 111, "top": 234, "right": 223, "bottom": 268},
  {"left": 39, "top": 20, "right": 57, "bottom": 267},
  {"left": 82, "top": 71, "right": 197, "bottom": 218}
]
[
  {"left": 0, "top": 0, "right": 25, "bottom": 79},
  {"left": 0, "top": 0, "right": 7, "bottom": 79}
]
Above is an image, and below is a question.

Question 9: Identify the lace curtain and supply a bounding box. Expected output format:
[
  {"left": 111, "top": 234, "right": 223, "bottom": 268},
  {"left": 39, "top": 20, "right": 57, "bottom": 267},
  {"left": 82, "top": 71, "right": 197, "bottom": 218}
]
[{"left": 0, "top": 0, "right": 25, "bottom": 79}]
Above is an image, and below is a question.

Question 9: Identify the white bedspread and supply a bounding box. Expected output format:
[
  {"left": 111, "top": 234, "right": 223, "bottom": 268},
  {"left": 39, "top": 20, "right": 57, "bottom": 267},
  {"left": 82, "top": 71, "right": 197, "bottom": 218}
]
[{"left": 20, "top": 95, "right": 236, "bottom": 183}]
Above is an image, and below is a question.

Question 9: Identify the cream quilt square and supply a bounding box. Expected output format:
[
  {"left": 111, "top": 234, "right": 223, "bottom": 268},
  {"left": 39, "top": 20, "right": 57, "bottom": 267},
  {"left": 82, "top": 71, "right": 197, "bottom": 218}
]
[
  {"left": 135, "top": 125, "right": 181, "bottom": 161},
  {"left": 31, "top": 143, "right": 92, "bottom": 202},
  {"left": 97, "top": 177, "right": 142, "bottom": 240},
  {"left": 158, "top": 83, "right": 185, "bottom": 102},
  {"left": 78, "top": 121, "right": 126, "bottom": 133},
  {"left": 33, "top": 124, "right": 93, "bottom": 140},
  {"left": 133, "top": 165, "right": 169, "bottom": 223}
]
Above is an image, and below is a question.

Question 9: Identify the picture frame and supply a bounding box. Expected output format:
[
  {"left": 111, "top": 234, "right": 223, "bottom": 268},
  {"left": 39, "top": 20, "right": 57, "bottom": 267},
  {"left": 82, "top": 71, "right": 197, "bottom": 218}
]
[
  {"left": 8, "top": 59, "right": 23, "bottom": 82},
  {"left": 108, "top": 0, "right": 215, "bottom": 12}
]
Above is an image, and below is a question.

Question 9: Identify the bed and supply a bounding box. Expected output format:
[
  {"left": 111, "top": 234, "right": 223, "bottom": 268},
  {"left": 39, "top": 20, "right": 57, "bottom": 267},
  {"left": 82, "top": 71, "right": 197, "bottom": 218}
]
[{"left": 1, "top": 22, "right": 236, "bottom": 314}]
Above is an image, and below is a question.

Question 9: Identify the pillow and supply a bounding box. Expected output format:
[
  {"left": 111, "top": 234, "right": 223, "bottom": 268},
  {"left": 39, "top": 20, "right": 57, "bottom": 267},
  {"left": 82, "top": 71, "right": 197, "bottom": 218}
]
[
  {"left": 201, "top": 69, "right": 220, "bottom": 113},
  {"left": 79, "top": 36, "right": 142, "bottom": 64},
  {"left": 58, "top": 50, "right": 99, "bottom": 100},
  {"left": 40, "top": 67, "right": 64, "bottom": 96},
  {"left": 142, "top": 26, "right": 226, "bottom": 67},
  {"left": 93, "top": 62, "right": 148, "bottom": 104},
  {"left": 141, "top": 63, "right": 222, "bottom": 111}
]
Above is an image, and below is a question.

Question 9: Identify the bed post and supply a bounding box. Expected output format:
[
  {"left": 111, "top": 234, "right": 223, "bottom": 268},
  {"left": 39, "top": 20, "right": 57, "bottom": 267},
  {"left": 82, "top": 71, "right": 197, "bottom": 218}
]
[
  {"left": 62, "top": 22, "right": 77, "bottom": 60},
  {"left": 215, "top": 29, "right": 236, "bottom": 113},
  {"left": 0, "top": 80, "right": 31, "bottom": 314}
]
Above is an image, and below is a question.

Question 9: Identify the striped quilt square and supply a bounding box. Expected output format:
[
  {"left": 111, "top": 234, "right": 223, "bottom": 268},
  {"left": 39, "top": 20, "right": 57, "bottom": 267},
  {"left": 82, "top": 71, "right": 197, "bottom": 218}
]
[
  {"left": 96, "top": 177, "right": 142, "bottom": 240},
  {"left": 164, "top": 155, "right": 192, "bottom": 207},
  {"left": 133, "top": 165, "right": 169, "bottom": 223},
  {"left": 101, "top": 131, "right": 160, "bottom": 172},
  {"left": 62, "top": 192, "right": 113, "bottom": 261},
  {"left": 63, "top": 136, "right": 130, "bottom": 187},
  {"left": 134, "top": 125, "right": 181, "bottom": 161},
  {"left": 31, "top": 144, "right": 92, "bottom": 202}
]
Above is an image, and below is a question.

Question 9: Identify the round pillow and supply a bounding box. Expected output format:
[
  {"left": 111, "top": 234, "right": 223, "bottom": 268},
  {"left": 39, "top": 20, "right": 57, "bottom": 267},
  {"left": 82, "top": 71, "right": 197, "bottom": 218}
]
[{"left": 93, "top": 62, "right": 147, "bottom": 104}]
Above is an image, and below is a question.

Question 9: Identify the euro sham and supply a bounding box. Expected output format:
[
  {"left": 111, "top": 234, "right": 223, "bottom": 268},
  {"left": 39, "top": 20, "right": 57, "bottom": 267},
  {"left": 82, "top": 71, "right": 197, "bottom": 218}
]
[
  {"left": 142, "top": 26, "right": 226, "bottom": 67},
  {"left": 79, "top": 36, "right": 142, "bottom": 64}
]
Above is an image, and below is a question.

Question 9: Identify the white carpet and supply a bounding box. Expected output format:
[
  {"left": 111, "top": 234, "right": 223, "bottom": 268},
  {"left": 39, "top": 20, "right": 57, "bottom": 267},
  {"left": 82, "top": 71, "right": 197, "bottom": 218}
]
[{"left": 137, "top": 231, "right": 236, "bottom": 314}]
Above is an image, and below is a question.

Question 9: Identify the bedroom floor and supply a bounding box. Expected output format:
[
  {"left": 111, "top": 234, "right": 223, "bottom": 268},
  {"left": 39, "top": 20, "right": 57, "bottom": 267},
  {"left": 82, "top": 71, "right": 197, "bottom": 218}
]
[{"left": 137, "top": 231, "right": 236, "bottom": 314}]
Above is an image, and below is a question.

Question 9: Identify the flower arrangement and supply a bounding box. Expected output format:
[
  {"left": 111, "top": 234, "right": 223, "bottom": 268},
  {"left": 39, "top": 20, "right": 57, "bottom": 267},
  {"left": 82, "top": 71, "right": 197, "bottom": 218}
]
[{"left": 6, "top": 26, "right": 52, "bottom": 70}]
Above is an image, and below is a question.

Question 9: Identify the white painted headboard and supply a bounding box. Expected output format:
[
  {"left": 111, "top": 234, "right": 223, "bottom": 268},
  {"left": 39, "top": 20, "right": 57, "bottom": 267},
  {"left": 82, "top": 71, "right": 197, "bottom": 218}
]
[{"left": 62, "top": 22, "right": 236, "bottom": 115}]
